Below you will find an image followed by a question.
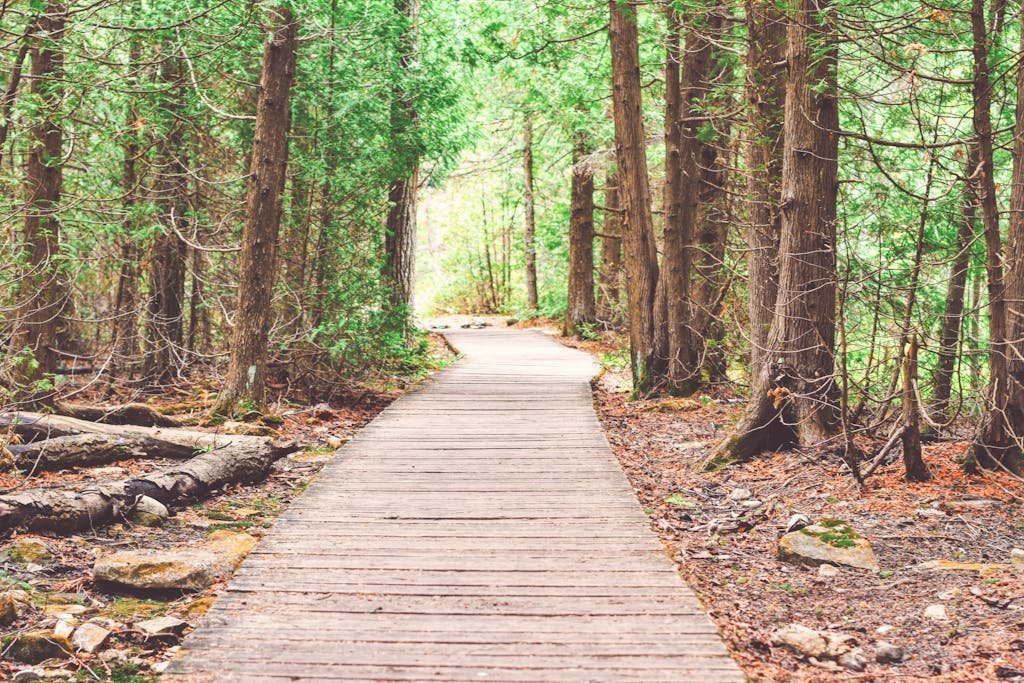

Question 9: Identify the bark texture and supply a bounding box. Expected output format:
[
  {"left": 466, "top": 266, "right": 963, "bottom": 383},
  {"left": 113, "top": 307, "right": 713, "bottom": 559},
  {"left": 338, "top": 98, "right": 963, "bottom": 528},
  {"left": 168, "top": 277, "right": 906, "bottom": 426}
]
[
  {"left": 597, "top": 166, "right": 623, "bottom": 323},
  {"left": 384, "top": 0, "right": 422, "bottom": 314},
  {"left": 972, "top": 3, "right": 1023, "bottom": 472},
  {"left": 213, "top": 7, "right": 298, "bottom": 415},
  {"left": 744, "top": 0, "right": 786, "bottom": 379},
  {"left": 565, "top": 135, "right": 597, "bottom": 335},
  {"left": 143, "top": 53, "right": 189, "bottom": 386},
  {"left": 609, "top": 0, "right": 663, "bottom": 393},
  {"left": 709, "top": 0, "right": 839, "bottom": 463},
  {"left": 11, "top": 4, "right": 67, "bottom": 387},
  {"left": 932, "top": 150, "right": 977, "bottom": 424}
]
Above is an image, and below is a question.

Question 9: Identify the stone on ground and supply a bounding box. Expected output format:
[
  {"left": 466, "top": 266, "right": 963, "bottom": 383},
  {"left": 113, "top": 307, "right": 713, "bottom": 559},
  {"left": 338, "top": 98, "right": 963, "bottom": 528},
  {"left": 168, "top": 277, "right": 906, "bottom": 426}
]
[
  {"left": 5, "top": 538, "right": 53, "bottom": 565},
  {"left": 71, "top": 622, "right": 111, "bottom": 653},
  {"left": 770, "top": 624, "right": 856, "bottom": 660},
  {"left": 93, "top": 530, "right": 256, "bottom": 591},
  {"left": 0, "top": 592, "right": 19, "bottom": 624},
  {"left": 2, "top": 630, "right": 73, "bottom": 663},
  {"left": 132, "top": 496, "right": 169, "bottom": 527},
  {"left": 135, "top": 615, "right": 189, "bottom": 637},
  {"left": 875, "top": 641, "right": 905, "bottom": 664},
  {"left": 779, "top": 520, "right": 879, "bottom": 571}
]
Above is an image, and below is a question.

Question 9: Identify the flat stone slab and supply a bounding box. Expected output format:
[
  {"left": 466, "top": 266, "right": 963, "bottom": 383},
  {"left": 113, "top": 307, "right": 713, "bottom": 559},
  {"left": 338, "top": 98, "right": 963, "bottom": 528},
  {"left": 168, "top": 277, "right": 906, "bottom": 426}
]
[{"left": 166, "top": 329, "right": 743, "bottom": 682}]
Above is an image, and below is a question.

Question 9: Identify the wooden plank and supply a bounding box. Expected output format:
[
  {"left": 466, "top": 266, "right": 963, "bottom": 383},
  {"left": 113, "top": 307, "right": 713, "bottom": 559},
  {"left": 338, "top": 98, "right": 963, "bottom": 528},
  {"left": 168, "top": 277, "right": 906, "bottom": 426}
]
[{"left": 167, "top": 328, "right": 741, "bottom": 681}]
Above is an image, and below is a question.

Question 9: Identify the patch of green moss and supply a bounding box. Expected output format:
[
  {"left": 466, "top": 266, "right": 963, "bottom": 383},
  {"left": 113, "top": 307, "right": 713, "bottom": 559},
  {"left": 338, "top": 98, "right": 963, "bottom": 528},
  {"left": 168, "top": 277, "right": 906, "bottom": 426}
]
[
  {"left": 105, "top": 597, "right": 170, "bottom": 620},
  {"left": 800, "top": 519, "right": 861, "bottom": 549}
]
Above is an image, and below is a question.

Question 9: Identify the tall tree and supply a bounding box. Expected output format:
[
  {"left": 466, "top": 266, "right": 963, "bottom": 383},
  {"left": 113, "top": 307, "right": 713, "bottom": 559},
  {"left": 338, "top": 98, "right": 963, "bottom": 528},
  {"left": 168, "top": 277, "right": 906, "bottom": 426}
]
[
  {"left": 11, "top": 3, "right": 68, "bottom": 389},
  {"left": 744, "top": 0, "right": 786, "bottom": 380},
  {"left": 710, "top": 0, "right": 839, "bottom": 461},
  {"left": 565, "top": 133, "right": 597, "bottom": 335},
  {"left": 384, "top": 0, "right": 422, "bottom": 315},
  {"left": 143, "top": 53, "right": 189, "bottom": 386},
  {"left": 522, "top": 112, "right": 539, "bottom": 310},
  {"left": 609, "top": 0, "right": 662, "bottom": 393},
  {"left": 932, "top": 148, "right": 977, "bottom": 424},
  {"left": 971, "top": 0, "right": 1021, "bottom": 473},
  {"left": 213, "top": 6, "right": 298, "bottom": 415}
]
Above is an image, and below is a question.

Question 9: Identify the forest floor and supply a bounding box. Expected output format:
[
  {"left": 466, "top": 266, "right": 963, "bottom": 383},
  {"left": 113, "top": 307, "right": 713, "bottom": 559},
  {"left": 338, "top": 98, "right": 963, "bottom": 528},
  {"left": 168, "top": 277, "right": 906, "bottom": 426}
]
[
  {"left": 0, "top": 335, "right": 456, "bottom": 682},
  {"left": 557, "top": 330, "right": 1024, "bottom": 683}
]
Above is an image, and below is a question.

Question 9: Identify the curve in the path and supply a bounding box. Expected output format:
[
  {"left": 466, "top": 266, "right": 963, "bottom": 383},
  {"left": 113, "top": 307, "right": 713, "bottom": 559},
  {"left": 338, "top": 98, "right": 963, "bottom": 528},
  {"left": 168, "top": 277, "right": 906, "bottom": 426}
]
[{"left": 166, "top": 328, "right": 743, "bottom": 682}]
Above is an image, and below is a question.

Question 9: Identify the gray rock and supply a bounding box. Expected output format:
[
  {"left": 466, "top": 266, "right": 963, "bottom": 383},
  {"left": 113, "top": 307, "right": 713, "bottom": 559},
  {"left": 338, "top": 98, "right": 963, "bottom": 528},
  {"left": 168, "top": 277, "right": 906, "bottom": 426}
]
[
  {"left": 924, "top": 604, "right": 948, "bottom": 620},
  {"left": 875, "top": 641, "right": 905, "bottom": 664},
  {"left": 786, "top": 513, "right": 812, "bottom": 532},
  {"left": 728, "top": 487, "right": 752, "bottom": 501},
  {"left": 778, "top": 520, "right": 879, "bottom": 571},
  {"left": 94, "top": 531, "right": 255, "bottom": 592},
  {"left": 817, "top": 564, "right": 840, "bottom": 578},
  {"left": 875, "top": 624, "right": 896, "bottom": 636},
  {"left": 838, "top": 648, "right": 868, "bottom": 672},
  {"left": 12, "top": 670, "right": 44, "bottom": 683},
  {"left": 770, "top": 624, "right": 856, "bottom": 660},
  {"left": 53, "top": 614, "right": 77, "bottom": 639},
  {"left": 1012, "top": 548, "right": 1024, "bottom": 567},
  {"left": 740, "top": 499, "right": 763, "bottom": 508},
  {"left": 132, "top": 496, "right": 169, "bottom": 527},
  {"left": 72, "top": 623, "right": 111, "bottom": 653},
  {"left": 135, "top": 616, "right": 188, "bottom": 637}
]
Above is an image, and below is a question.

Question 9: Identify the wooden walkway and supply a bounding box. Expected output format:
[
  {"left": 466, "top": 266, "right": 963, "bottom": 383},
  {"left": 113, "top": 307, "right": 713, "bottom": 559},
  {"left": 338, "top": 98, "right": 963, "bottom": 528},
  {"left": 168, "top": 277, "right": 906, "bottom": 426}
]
[{"left": 167, "top": 329, "right": 742, "bottom": 682}]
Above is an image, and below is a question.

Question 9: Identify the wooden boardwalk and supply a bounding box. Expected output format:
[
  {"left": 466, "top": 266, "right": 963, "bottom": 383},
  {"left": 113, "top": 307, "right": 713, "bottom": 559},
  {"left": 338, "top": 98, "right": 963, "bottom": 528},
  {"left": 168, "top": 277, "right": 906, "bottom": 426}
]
[{"left": 167, "top": 329, "right": 742, "bottom": 682}]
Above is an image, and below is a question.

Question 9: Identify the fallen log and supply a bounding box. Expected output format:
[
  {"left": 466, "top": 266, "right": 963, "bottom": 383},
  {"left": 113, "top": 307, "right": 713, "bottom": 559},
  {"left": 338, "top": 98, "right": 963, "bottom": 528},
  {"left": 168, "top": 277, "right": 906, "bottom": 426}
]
[
  {"left": 7, "top": 434, "right": 196, "bottom": 472},
  {"left": 0, "top": 438, "right": 297, "bottom": 532},
  {"left": 0, "top": 412, "right": 269, "bottom": 452},
  {"left": 55, "top": 402, "right": 180, "bottom": 428}
]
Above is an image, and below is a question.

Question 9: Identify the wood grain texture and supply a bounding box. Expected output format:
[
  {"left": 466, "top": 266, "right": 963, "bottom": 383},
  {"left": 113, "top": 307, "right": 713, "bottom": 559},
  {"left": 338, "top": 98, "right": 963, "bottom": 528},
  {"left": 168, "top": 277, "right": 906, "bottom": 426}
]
[{"left": 167, "top": 329, "right": 741, "bottom": 682}]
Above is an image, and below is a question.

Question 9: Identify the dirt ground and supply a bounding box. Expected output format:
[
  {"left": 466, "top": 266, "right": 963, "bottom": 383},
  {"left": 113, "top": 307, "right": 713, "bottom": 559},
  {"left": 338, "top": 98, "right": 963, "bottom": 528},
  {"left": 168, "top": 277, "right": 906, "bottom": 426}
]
[
  {"left": 560, "top": 331, "right": 1024, "bottom": 682},
  {"left": 0, "top": 336, "right": 455, "bottom": 682}
]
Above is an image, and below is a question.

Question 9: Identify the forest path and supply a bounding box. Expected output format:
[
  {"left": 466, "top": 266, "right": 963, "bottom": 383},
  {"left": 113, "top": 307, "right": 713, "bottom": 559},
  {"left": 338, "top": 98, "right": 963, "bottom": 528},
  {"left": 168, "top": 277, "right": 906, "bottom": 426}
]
[{"left": 166, "top": 328, "right": 742, "bottom": 682}]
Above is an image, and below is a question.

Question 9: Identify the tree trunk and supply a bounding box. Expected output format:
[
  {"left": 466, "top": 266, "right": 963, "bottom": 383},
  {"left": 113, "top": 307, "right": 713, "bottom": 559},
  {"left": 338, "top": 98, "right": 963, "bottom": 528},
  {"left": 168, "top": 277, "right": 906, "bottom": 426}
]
[
  {"left": 11, "top": 3, "right": 67, "bottom": 389},
  {"left": 708, "top": 0, "right": 839, "bottom": 464},
  {"left": 212, "top": 7, "right": 298, "bottom": 416},
  {"left": 968, "top": 0, "right": 1014, "bottom": 471},
  {"left": 8, "top": 433, "right": 195, "bottom": 472},
  {"left": 522, "top": 113, "right": 539, "bottom": 310},
  {"left": 597, "top": 166, "right": 623, "bottom": 323},
  {"left": 111, "top": 48, "right": 142, "bottom": 382},
  {"left": 901, "top": 336, "right": 929, "bottom": 481},
  {"left": 932, "top": 149, "right": 977, "bottom": 424},
  {"left": 744, "top": 0, "right": 786, "bottom": 380},
  {"left": 0, "top": 429, "right": 296, "bottom": 533},
  {"left": 565, "top": 134, "right": 597, "bottom": 335},
  {"left": 661, "top": 7, "right": 700, "bottom": 393},
  {"left": 690, "top": 8, "right": 732, "bottom": 385},
  {"left": 143, "top": 54, "right": 188, "bottom": 387},
  {"left": 972, "top": 3, "right": 1022, "bottom": 473},
  {"left": 609, "top": 0, "right": 663, "bottom": 394},
  {"left": 384, "top": 0, "right": 422, "bottom": 316}
]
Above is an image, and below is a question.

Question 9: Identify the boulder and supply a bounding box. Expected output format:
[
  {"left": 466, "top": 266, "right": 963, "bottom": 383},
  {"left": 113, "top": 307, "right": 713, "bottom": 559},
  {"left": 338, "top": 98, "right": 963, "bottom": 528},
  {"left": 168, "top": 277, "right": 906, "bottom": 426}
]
[
  {"left": 71, "top": 623, "right": 111, "bottom": 653},
  {"left": 1, "top": 630, "right": 72, "bottom": 663},
  {"left": 779, "top": 520, "right": 879, "bottom": 571},
  {"left": 0, "top": 592, "right": 19, "bottom": 624},
  {"left": 770, "top": 624, "right": 857, "bottom": 660},
  {"left": 132, "top": 496, "right": 169, "bottom": 527},
  {"left": 5, "top": 538, "right": 53, "bottom": 565},
  {"left": 93, "top": 530, "right": 256, "bottom": 592}
]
